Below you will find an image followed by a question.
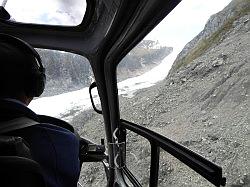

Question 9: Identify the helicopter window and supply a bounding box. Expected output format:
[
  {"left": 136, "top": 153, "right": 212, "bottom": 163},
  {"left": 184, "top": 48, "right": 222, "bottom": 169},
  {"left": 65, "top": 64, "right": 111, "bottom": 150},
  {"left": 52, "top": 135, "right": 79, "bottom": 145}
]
[
  {"left": 116, "top": 0, "right": 245, "bottom": 186},
  {"left": 124, "top": 130, "right": 151, "bottom": 186},
  {"left": 158, "top": 149, "right": 212, "bottom": 187},
  {"left": 1, "top": 0, "right": 86, "bottom": 25}
]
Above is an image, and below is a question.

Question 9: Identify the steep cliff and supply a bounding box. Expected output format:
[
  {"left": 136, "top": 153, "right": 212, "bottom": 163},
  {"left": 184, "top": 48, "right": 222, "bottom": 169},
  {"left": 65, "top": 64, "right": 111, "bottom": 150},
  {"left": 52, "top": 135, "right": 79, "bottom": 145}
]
[{"left": 170, "top": 0, "right": 250, "bottom": 73}]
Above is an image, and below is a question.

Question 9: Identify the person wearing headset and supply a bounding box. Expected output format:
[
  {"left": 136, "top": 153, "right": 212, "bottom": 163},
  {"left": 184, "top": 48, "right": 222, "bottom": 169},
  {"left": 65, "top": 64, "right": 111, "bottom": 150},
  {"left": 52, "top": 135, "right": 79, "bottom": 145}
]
[{"left": 0, "top": 34, "right": 81, "bottom": 187}]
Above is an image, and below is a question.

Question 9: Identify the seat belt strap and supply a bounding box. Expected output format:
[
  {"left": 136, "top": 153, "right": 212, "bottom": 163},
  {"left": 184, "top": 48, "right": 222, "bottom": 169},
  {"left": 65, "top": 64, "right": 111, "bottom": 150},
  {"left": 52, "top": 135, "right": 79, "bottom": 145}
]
[{"left": 0, "top": 117, "right": 38, "bottom": 134}]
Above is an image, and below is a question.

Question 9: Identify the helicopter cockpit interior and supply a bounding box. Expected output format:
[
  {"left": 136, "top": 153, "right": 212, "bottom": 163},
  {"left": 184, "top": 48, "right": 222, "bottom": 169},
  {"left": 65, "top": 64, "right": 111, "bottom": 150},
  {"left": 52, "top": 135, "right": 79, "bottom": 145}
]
[{"left": 0, "top": 0, "right": 236, "bottom": 186}]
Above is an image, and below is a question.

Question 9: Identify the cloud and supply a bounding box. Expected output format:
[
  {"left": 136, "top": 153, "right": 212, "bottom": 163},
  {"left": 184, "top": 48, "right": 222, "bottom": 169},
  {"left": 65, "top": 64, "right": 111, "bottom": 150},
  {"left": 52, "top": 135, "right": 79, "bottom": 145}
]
[
  {"left": 5, "top": 0, "right": 86, "bottom": 25},
  {"left": 57, "top": 0, "right": 86, "bottom": 23},
  {"left": 58, "top": 0, "right": 81, "bottom": 10}
]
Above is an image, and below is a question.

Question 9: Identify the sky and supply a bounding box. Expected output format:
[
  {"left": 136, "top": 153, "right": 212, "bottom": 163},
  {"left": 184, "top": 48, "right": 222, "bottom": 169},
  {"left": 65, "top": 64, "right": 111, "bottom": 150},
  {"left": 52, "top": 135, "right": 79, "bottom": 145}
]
[
  {"left": 3, "top": 0, "right": 86, "bottom": 25},
  {"left": 2, "top": 0, "right": 232, "bottom": 51},
  {"left": 145, "top": 0, "right": 232, "bottom": 51}
]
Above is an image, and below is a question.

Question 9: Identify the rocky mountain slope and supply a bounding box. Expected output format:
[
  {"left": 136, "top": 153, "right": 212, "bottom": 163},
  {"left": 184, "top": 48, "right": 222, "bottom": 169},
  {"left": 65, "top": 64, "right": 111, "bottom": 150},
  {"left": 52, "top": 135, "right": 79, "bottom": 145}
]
[
  {"left": 170, "top": 0, "right": 250, "bottom": 73},
  {"left": 74, "top": 0, "right": 250, "bottom": 186}
]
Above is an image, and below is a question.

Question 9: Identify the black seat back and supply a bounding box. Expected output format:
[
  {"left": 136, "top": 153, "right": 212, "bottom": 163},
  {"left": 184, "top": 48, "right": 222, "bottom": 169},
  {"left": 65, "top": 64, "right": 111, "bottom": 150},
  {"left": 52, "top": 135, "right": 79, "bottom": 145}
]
[
  {"left": 0, "top": 156, "right": 46, "bottom": 187},
  {"left": 0, "top": 136, "right": 46, "bottom": 187}
]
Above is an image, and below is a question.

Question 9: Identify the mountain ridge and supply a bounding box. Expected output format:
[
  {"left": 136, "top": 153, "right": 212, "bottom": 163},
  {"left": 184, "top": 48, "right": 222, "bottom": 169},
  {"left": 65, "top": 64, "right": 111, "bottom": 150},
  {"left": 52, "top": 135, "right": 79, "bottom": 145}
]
[
  {"left": 170, "top": 0, "right": 250, "bottom": 73},
  {"left": 38, "top": 40, "right": 172, "bottom": 97}
]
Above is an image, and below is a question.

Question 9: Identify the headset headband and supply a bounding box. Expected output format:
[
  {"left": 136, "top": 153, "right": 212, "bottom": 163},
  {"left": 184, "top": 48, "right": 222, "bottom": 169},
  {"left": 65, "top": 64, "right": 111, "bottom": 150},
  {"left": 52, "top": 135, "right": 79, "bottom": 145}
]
[{"left": 0, "top": 33, "right": 44, "bottom": 72}]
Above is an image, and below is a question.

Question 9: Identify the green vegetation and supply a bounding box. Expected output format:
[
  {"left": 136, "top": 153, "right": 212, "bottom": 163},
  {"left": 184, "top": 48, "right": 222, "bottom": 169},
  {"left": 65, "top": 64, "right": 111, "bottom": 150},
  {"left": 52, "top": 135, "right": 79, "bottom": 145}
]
[{"left": 173, "top": 0, "right": 250, "bottom": 71}]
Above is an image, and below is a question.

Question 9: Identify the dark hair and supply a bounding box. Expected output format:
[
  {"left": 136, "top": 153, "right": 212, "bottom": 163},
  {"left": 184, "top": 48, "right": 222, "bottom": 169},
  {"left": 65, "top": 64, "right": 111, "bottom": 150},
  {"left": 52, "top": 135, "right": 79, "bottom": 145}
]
[{"left": 0, "top": 34, "right": 45, "bottom": 98}]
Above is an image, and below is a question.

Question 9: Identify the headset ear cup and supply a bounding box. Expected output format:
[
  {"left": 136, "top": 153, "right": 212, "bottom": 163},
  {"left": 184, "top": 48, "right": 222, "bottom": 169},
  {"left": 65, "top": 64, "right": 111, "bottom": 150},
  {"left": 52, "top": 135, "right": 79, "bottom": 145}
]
[
  {"left": 25, "top": 72, "right": 46, "bottom": 97},
  {"left": 35, "top": 73, "right": 46, "bottom": 97}
]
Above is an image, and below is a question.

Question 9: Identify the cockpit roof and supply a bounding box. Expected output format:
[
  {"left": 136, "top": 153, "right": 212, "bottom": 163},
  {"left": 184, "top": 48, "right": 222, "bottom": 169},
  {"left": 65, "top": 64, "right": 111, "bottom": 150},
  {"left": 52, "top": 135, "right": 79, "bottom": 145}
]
[{"left": 0, "top": 0, "right": 180, "bottom": 64}]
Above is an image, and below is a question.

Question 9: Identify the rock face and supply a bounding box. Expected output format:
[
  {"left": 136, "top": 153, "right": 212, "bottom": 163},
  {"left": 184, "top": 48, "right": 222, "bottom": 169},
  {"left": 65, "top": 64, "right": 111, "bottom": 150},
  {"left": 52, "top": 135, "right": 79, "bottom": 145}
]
[
  {"left": 38, "top": 49, "right": 92, "bottom": 97},
  {"left": 117, "top": 40, "right": 173, "bottom": 81},
  {"left": 74, "top": 0, "right": 250, "bottom": 186},
  {"left": 170, "top": 0, "right": 250, "bottom": 73},
  {"left": 38, "top": 40, "right": 172, "bottom": 97}
]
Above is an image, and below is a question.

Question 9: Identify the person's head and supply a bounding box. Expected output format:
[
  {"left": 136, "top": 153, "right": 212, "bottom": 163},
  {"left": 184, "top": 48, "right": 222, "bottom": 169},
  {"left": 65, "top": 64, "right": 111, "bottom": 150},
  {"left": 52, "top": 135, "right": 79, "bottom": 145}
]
[{"left": 0, "top": 34, "right": 46, "bottom": 105}]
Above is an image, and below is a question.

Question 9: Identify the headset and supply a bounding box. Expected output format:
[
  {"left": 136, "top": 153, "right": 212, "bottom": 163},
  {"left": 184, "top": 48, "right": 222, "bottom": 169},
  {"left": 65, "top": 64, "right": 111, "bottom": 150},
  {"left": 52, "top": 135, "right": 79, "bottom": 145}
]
[{"left": 0, "top": 33, "right": 46, "bottom": 97}]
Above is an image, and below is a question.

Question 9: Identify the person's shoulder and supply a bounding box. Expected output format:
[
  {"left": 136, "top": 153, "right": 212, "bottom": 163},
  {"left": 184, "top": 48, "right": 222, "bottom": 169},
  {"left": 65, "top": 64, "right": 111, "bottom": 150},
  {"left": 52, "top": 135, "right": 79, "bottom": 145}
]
[
  {"left": 38, "top": 115, "right": 75, "bottom": 133},
  {"left": 34, "top": 123, "right": 76, "bottom": 136},
  {"left": 28, "top": 123, "right": 79, "bottom": 148},
  {"left": 0, "top": 99, "right": 39, "bottom": 121}
]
